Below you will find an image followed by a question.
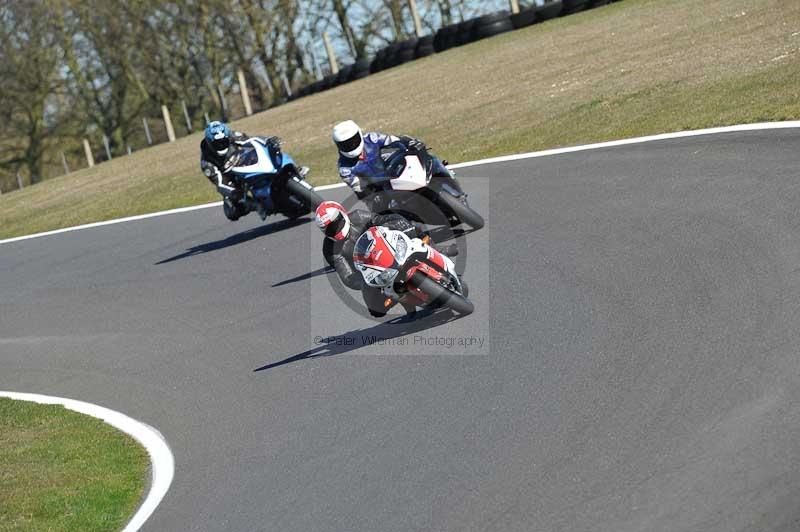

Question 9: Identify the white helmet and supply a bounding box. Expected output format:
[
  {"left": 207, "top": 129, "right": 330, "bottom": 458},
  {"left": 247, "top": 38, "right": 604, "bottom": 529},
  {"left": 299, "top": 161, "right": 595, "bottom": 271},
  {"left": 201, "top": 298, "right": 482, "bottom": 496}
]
[{"left": 332, "top": 120, "right": 364, "bottom": 158}]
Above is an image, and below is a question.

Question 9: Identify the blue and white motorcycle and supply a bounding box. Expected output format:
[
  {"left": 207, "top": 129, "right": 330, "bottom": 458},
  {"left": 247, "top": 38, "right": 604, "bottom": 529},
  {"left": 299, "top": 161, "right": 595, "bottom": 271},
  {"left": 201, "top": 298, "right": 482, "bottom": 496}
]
[{"left": 225, "top": 138, "right": 323, "bottom": 221}]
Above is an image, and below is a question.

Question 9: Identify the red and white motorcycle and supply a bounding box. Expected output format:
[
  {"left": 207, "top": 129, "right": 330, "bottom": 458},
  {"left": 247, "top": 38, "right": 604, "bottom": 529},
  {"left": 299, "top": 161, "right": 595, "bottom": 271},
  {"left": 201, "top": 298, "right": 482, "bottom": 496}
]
[{"left": 353, "top": 226, "right": 474, "bottom": 316}]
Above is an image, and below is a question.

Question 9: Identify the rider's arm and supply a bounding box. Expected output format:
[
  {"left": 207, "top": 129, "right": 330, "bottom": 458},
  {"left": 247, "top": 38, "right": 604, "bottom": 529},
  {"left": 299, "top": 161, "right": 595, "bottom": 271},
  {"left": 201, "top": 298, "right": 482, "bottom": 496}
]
[
  {"left": 339, "top": 165, "right": 362, "bottom": 193},
  {"left": 201, "top": 157, "right": 236, "bottom": 197},
  {"left": 333, "top": 255, "right": 363, "bottom": 290}
]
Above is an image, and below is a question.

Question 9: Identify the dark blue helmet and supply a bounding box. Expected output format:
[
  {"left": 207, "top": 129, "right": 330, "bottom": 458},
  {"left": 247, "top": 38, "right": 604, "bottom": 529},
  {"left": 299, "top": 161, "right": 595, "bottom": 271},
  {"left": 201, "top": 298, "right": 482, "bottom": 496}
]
[{"left": 204, "top": 121, "right": 232, "bottom": 155}]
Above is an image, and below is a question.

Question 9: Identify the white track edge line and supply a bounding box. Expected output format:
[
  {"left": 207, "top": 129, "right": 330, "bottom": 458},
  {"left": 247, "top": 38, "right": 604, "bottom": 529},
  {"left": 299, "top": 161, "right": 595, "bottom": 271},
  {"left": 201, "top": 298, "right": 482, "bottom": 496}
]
[
  {"left": 2, "top": 121, "right": 798, "bottom": 246},
  {"left": 0, "top": 391, "right": 175, "bottom": 532}
]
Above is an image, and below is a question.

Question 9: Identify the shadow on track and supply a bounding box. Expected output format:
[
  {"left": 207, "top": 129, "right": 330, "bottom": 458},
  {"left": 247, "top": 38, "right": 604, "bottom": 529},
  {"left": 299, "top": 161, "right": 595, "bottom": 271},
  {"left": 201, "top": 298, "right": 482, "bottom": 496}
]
[
  {"left": 271, "top": 266, "right": 334, "bottom": 287},
  {"left": 155, "top": 217, "right": 311, "bottom": 265},
  {"left": 254, "top": 308, "right": 465, "bottom": 372}
]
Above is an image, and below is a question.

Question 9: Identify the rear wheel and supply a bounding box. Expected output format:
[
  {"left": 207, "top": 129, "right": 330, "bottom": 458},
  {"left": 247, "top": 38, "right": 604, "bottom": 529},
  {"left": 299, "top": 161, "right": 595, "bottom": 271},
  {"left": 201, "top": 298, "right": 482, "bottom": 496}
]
[
  {"left": 410, "top": 271, "right": 474, "bottom": 316},
  {"left": 437, "top": 191, "right": 485, "bottom": 230},
  {"left": 286, "top": 177, "right": 323, "bottom": 211}
]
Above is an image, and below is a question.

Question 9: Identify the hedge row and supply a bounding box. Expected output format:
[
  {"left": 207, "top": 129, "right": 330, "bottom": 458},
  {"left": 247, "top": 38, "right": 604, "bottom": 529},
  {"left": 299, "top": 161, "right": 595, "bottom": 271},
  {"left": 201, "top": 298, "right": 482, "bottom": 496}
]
[{"left": 290, "top": 0, "right": 620, "bottom": 101}]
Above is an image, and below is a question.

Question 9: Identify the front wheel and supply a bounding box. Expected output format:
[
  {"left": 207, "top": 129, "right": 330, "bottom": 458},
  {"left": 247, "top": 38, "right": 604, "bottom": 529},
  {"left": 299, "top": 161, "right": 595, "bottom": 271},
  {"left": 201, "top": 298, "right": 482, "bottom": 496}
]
[
  {"left": 410, "top": 271, "right": 474, "bottom": 316},
  {"left": 286, "top": 177, "right": 324, "bottom": 211},
  {"left": 437, "top": 191, "right": 485, "bottom": 230}
]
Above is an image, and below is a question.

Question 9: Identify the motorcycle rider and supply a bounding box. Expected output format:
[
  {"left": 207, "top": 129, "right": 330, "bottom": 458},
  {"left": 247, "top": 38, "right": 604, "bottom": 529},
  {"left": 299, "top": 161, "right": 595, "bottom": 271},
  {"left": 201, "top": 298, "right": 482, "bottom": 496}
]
[
  {"left": 331, "top": 120, "right": 451, "bottom": 199},
  {"left": 200, "top": 120, "right": 284, "bottom": 221},
  {"left": 315, "top": 200, "right": 423, "bottom": 317}
]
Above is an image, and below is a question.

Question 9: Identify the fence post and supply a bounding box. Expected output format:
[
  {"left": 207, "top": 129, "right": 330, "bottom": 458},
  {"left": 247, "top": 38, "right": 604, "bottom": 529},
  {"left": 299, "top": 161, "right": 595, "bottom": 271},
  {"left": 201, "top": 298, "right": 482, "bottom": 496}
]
[
  {"left": 83, "top": 139, "right": 95, "bottom": 168},
  {"left": 204, "top": 112, "right": 210, "bottom": 126},
  {"left": 60, "top": 152, "right": 70, "bottom": 174},
  {"left": 161, "top": 105, "right": 176, "bottom": 142},
  {"left": 282, "top": 74, "right": 293, "bottom": 98},
  {"left": 143, "top": 117, "right": 153, "bottom": 145},
  {"left": 127, "top": 145, "right": 132, "bottom": 155},
  {"left": 181, "top": 100, "right": 193, "bottom": 133},
  {"left": 509, "top": 0, "right": 520, "bottom": 14},
  {"left": 323, "top": 32, "right": 339, "bottom": 75},
  {"left": 102, "top": 135, "right": 112, "bottom": 160},
  {"left": 237, "top": 69, "right": 253, "bottom": 116},
  {"left": 16, "top": 172, "right": 23, "bottom": 190},
  {"left": 408, "top": 0, "right": 423, "bottom": 37}
]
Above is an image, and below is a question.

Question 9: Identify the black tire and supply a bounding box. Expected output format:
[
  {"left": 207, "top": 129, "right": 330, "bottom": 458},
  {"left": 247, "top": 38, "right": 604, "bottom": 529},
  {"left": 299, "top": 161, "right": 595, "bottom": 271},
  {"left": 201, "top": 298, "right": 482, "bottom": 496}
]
[
  {"left": 433, "top": 26, "right": 455, "bottom": 52},
  {"left": 474, "top": 18, "right": 514, "bottom": 39},
  {"left": 336, "top": 64, "right": 354, "bottom": 85},
  {"left": 437, "top": 24, "right": 459, "bottom": 51},
  {"left": 410, "top": 271, "right": 474, "bottom": 316},
  {"left": 455, "top": 19, "right": 477, "bottom": 46},
  {"left": 438, "top": 191, "right": 485, "bottom": 230},
  {"left": 536, "top": 0, "right": 563, "bottom": 20},
  {"left": 352, "top": 58, "right": 371, "bottom": 79},
  {"left": 561, "top": 0, "right": 589, "bottom": 14},
  {"left": 510, "top": 8, "right": 538, "bottom": 29},
  {"left": 415, "top": 35, "right": 435, "bottom": 58},
  {"left": 285, "top": 177, "right": 323, "bottom": 210},
  {"left": 370, "top": 49, "right": 387, "bottom": 73},
  {"left": 322, "top": 73, "right": 338, "bottom": 90},
  {"left": 383, "top": 43, "right": 402, "bottom": 68},
  {"left": 396, "top": 38, "right": 418, "bottom": 64}
]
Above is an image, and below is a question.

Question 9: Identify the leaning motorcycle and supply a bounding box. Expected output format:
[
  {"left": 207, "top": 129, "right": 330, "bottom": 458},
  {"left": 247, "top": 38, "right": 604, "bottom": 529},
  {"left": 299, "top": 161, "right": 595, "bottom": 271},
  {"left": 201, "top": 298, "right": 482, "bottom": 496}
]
[
  {"left": 353, "top": 225, "right": 474, "bottom": 316},
  {"left": 360, "top": 141, "right": 485, "bottom": 230},
  {"left": 226, "top": 138, "right": 323, "bottom": 220}
]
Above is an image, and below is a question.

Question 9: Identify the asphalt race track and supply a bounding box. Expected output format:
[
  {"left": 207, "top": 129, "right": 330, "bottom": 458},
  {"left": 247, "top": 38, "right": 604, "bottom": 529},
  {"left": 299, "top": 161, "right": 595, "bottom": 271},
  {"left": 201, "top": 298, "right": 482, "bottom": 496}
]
[{"left": 2, "top": 129, "right": 800, "bottom": 532}]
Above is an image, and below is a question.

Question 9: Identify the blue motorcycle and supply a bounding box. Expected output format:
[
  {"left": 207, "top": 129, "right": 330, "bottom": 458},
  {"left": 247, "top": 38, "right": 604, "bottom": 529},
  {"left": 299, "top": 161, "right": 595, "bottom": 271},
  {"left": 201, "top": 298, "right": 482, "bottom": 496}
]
[{"left": 226, "top": 138, "right": 323, "bottom": 221}]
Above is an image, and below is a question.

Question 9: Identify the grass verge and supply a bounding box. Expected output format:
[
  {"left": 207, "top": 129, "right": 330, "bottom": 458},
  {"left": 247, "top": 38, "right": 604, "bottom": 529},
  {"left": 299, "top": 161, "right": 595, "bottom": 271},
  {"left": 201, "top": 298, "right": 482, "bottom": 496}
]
[
  {"left": 0, "top": 0, "right": 798, "bottom": 239},
  {"left": 0, "top": 398, "right": 149, "bottom": 532}
]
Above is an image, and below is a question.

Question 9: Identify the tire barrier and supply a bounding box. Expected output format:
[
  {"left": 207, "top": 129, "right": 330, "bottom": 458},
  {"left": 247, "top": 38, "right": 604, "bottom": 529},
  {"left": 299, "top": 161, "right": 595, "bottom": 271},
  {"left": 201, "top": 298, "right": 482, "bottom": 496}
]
[
  {"left": 588, "top": 0, "right": 612, "bottom": 6},
  {"left": 455, "top": 19, "right": 477, "bottom": 46},
  {"left": 322, "top": 73, "right": 338, "bottom": 90},
  {"left": 396, "top": 38, "right": 419, "bottom": 65},
  {"left": 383, "top": 42, "right": 403, "bottom": 69},
  {"left": 370, "top": 48, "right": 387, "bottom": 73},
  {"left": 433, "top": 24, "right": 458, "bottom": 52},
  {"left": 336, "top": 64, "right": 354, "bottom": 85},
  {"left": 510, "top": 7, "right": 539, "bottom": 29},
  {"left": 536, "top": 0, "right": 563, "bottom": 21},
  {"left": 471, "top": 11, "right": 514, "bottom": 41},
  {"left": 561, "top": 0, "right": 589, "bottom": 15},
  {"left": 415, "top": 35, "right": 436, "bottom": 58},
  {"left": 351, "top": 58, "right": 371, "bottom": 80}
]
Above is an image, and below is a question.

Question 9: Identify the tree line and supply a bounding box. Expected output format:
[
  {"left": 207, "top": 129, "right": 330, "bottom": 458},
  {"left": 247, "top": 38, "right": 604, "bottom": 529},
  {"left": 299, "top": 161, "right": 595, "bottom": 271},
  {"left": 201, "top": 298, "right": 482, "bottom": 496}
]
[{"left": 0, "top": 0, "right": 512, "bottom": 192}]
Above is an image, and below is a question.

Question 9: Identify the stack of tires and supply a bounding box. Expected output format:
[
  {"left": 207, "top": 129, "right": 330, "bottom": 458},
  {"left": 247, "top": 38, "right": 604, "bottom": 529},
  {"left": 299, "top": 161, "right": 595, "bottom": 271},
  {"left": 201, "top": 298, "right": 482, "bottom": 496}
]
[
  {"left": 561, "top": 0, "right": 589, "bottom": 15},
  {"left": 396, "top": 38, "right": 418, "bottom": 65},
  {"left": 351, "top": 59, "right": 371, "bottom": 80},
  {"left": 370, "top": 48, "right": 387, "bottom": 73},
  {"left": 455, "top": 20, "right": 477, "bottom": 46},
  {"left": 511, "top": 7, "right": 538, "bottom": 29},
  {"left": 415, "top": 35, "right": 436, "bottom": 58},
  {"left": 536, "top": 0, "right": 563, "bottom": 21},
  {"left": 433, "top": 25, "right": 458, "bottom": 52},
  {"left": 471, "top": 11, "right": 514, "bottom": 41}
]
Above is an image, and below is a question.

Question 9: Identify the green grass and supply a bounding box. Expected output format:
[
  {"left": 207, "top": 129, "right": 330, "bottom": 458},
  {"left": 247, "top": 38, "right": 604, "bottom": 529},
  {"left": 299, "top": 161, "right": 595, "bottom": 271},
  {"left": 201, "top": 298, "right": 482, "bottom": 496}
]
[
  {"left": 0, "top": 0, "right": 798, "bottom": 239},
  {"left": 0, "top": 398, "right": 149, "bottom": 532}
]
